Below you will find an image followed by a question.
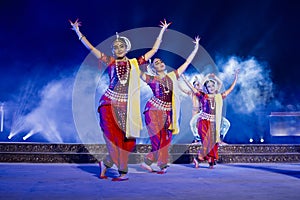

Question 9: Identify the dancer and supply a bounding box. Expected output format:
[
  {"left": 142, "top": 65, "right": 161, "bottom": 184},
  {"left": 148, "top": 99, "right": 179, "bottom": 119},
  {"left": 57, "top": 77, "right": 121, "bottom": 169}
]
[
  {"left": 70, "top": 19, "right": 171, "bottom": 181},
  {"left": 183, "top": 71, "right": 238, "bottom": 168},
  {"left": 181, "top": 75, "right": 231, "bottom": 145},
  {"left": 140, "top": 36, "right": 200, "bottom": 174},
  {"left": 179, "top": 75, "right": 203, "bottom": 144}
]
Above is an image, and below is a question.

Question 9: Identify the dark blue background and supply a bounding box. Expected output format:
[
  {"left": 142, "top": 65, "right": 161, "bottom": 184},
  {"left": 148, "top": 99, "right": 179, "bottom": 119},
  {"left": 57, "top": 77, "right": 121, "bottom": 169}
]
[{"left": 1, "top": 0, "right": 299, "bottom": 143}]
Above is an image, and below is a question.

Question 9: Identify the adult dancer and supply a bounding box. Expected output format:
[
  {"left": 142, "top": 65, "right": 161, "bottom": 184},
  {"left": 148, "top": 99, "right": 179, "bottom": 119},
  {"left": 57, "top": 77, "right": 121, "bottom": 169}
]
[
  {"left": 183, "top": 72, "right": 238, "bottom": 168},
  {"left": 140, "top": 36, "right": 200, "bottom": 174},
  {"left": 70, "top": 19, "right": 171, "bottom": 181}
]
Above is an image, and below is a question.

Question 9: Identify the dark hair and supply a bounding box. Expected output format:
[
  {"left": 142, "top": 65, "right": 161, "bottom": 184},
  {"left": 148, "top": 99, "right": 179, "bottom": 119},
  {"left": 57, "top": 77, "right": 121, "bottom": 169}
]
[
  {"left": 112, "top": 38, "right": 127, "bottom": 48},
  {"left": 193, "top": 81, "right": 199, "bottom": 86},
  {"left": 204, "top": 80, "right": 215, "bottom": 92}
]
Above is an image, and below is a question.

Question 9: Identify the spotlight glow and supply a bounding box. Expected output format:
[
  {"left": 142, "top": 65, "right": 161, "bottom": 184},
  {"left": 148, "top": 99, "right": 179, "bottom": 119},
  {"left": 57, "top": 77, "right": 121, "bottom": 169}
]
[
  {"left": 260, "top": 138, "right": 264, "bottom": 143},
  {"left": 22, "top": 136, "right": 28, "bottom": 140},
  {"left": 8, "top": 132, "right": 15, "bottom": 139},
  {"left": 249, "top": 138, "right": 253, "bottom": 143},
  {"left": 22, "top": 130, "right": 36, "bottom": 141}
]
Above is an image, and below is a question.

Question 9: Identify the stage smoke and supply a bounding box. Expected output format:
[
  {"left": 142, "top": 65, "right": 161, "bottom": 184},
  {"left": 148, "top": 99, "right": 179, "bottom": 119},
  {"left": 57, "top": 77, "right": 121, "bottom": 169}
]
[
  {"left": 8, "top": 75, "right": 79, "bottom": 142},
  {"left": 216, "top": 56, "right": 275, "bottom": 114}
]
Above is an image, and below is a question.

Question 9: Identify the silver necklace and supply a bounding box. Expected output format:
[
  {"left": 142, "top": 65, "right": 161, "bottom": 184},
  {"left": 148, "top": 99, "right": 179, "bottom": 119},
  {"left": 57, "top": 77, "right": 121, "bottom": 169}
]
[{"left": 209, "top": 96, "right": 215, "bottom": 109}]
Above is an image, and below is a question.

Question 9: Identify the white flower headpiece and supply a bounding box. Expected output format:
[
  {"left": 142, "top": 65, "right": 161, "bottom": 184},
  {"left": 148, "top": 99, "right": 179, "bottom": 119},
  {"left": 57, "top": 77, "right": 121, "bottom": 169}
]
[
  {"left": 115, "top": 32, "right": 131, "bottom": 52},
  {"left": 146, "top": 59, "right": 157, "bottom": 76}
]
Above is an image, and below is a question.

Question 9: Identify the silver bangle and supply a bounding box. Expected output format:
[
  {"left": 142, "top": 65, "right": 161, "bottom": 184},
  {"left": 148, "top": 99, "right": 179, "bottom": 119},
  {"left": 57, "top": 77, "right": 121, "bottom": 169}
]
[{"left": 79, "top": 35, "right": 85, "bottom": 40}]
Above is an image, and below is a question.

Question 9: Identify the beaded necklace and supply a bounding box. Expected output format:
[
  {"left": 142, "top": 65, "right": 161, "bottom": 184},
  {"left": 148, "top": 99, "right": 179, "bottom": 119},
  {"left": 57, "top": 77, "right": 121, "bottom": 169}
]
[
  {"left": 115, "top": 59, "right": 130, "bottom": 86},
  {"left": 156, "top": 75, "right": 170, "bottom": 94},
  {"left": 163, "top": 77, "right": 170, "bottom": 94},
  {"left": 208, "top": 94, "right": 215, "bottom": 110}
]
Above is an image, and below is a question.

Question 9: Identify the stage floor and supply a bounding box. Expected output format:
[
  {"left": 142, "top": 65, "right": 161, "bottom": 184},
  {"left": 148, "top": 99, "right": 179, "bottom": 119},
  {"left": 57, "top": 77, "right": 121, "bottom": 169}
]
[{"left": 0, "top": 163, "right": 300, "bottom": 200}]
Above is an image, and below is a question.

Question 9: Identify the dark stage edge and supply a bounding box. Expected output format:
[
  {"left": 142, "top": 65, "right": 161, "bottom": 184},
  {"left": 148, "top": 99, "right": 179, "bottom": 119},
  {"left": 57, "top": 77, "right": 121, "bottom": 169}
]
[{"left": 0, "top": 143, "right": 299, "bottom": 163}]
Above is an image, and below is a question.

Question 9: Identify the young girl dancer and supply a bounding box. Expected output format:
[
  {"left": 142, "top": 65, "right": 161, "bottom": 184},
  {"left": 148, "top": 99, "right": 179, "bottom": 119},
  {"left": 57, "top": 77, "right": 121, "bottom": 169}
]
[{"left": 183, "top": 71, "right": 238, "bottom": 168}]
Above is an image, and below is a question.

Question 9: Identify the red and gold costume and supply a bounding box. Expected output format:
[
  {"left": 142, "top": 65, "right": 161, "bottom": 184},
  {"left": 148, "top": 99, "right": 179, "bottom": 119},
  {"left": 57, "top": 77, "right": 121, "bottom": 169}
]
[
  {"left": 97, "top": 55, "right": 146, "bottom": 174},
  {"left": 143, "top": 71, "right": 179, "bottom": 169},
  {"left": 196, "top": 91, "right": 225, "bottom": 162}
]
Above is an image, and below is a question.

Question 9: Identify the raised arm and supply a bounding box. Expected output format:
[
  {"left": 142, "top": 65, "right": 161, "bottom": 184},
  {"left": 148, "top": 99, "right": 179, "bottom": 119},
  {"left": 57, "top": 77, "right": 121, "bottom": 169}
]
[
  {"left": 223, "top": 69, "right": 239, "bottom": 97},
  {"left": 181, "top": 74, "right": 199, "bottom": 94},
  {"left": 69, "top": 19, "right": 104, "bottom": 60},
  {"left": 177, "top": 36, "right": 200, "bottom": 76},
  {"left": 143, "top": 19, "right": 171, "bottom": 61},
  {"left": 178, "top": 79, "right": 193, "bottom": 95}
]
